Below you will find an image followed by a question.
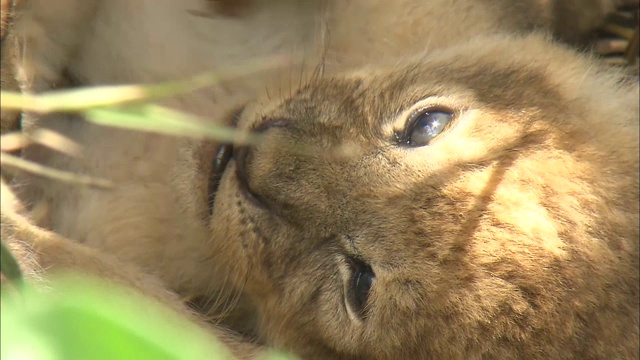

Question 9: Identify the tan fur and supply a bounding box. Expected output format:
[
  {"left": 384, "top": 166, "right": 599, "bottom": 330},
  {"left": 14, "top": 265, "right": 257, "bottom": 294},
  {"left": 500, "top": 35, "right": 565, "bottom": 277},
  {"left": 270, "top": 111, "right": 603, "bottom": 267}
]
[
  {"left": 1, "top": 0, "right": 638, "bottom": 359},
  {"left": 0, "top": 180, "right": 263, "bottom": 359},
  {"left": 220, "top": 35, "right": 639, "bottom": 359}
]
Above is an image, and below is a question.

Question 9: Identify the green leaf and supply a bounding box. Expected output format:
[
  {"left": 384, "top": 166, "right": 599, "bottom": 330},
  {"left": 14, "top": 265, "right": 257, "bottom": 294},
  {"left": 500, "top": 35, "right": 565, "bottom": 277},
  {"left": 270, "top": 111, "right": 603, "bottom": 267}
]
[{"left": 1, "top": 274, "right": 237, "bottom": 360}]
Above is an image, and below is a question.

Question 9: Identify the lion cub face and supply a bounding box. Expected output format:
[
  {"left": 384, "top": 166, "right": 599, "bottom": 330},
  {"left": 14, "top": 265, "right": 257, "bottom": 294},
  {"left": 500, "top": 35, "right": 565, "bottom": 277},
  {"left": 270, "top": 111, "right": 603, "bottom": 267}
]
[{"left": 208, "top": 35, "right": 639, "bottom": 359}]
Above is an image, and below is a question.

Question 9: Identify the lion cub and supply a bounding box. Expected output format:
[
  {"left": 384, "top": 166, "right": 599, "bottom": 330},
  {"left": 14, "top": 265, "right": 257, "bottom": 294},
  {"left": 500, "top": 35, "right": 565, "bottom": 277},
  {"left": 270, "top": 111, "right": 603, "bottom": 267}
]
[
  {"left": 215, "top": 34, "right": 639, "bottom": 359},
  {"left": 2, "top": 0, "right": 639, "bottom": 359}
]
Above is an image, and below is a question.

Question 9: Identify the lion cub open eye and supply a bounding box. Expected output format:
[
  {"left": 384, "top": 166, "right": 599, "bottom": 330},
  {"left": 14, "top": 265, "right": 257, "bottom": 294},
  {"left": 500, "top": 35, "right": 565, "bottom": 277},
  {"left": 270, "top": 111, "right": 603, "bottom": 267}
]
[
  {"left": 402, "top": 109, "right": 454, "bottom": 146},
  {"left": 345, "top": 257, "right": 375, "bottom": 319}
]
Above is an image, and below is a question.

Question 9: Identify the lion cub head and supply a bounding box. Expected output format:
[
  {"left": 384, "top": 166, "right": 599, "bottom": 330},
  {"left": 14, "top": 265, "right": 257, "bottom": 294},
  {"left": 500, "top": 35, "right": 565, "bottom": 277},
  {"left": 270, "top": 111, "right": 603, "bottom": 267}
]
[{"left": 207, "top": 34, "right": 639, "bottom": 359}]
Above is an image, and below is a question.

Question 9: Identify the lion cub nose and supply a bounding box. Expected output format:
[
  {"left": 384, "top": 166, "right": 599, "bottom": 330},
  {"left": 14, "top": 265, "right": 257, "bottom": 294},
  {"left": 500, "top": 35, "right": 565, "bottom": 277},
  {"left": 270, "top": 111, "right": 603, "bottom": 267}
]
[{"left": 233, "top": 117, "right": 293, "bottom": 209}]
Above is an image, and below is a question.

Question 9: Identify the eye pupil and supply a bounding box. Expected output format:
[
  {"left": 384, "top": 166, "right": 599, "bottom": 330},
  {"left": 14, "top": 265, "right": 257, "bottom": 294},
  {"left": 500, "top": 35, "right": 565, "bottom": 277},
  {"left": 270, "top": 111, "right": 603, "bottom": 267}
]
[{"left": 408, "top": 110, "right": 453, "bottom": 146}]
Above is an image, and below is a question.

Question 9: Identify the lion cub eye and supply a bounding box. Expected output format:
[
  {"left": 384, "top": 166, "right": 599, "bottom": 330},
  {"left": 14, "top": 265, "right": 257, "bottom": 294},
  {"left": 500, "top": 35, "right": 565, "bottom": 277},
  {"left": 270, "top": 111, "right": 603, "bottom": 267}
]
[
  {"left": 346, "top": 257, "right": 375, "bottom": 318},
  {"left": 405, "top": 109, "right": 453, "bottom": 146}
]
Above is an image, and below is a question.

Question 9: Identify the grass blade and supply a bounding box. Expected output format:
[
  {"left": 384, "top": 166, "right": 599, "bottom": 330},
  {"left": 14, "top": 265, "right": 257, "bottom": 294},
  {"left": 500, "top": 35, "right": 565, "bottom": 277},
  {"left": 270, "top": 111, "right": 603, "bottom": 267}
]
[
  {"left": 84, "top": 105, "right": 260, "bottom": 145},
  {"left": 0, "top": 153, "right": 113, "bottom": 189}
]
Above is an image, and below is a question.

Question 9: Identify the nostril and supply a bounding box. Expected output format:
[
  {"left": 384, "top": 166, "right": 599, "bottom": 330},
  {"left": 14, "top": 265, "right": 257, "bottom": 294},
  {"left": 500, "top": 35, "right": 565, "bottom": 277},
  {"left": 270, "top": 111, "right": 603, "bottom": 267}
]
[
  {"left": 208, "top": 143, "right": 234, "bottom": 216},
  {"left": 233, "top": 118, "right": 293, "bottom": 209},
  {"left": 233, "top": 118, "right": 292, "bottom": 209},
  {"left": 234, "top": 145, "right": 268, "bottom": 208}
]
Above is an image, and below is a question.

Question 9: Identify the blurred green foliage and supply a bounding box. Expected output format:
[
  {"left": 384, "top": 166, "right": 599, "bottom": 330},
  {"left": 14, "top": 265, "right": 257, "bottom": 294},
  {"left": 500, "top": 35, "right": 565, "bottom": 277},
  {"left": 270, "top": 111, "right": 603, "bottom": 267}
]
[
  {"left": 0, "top": 75, "right": 294, "bottom": 359},
  {"left": 1, "top": 273, "right": 297, "bottom": 360}
]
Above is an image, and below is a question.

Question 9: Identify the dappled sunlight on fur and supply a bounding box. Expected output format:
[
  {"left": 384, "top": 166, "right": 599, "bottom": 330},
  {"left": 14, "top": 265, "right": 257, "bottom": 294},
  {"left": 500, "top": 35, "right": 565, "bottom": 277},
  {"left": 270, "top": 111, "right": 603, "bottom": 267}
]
[{"left": 2, "top": 0, "right": 638, "bottom": 359}]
